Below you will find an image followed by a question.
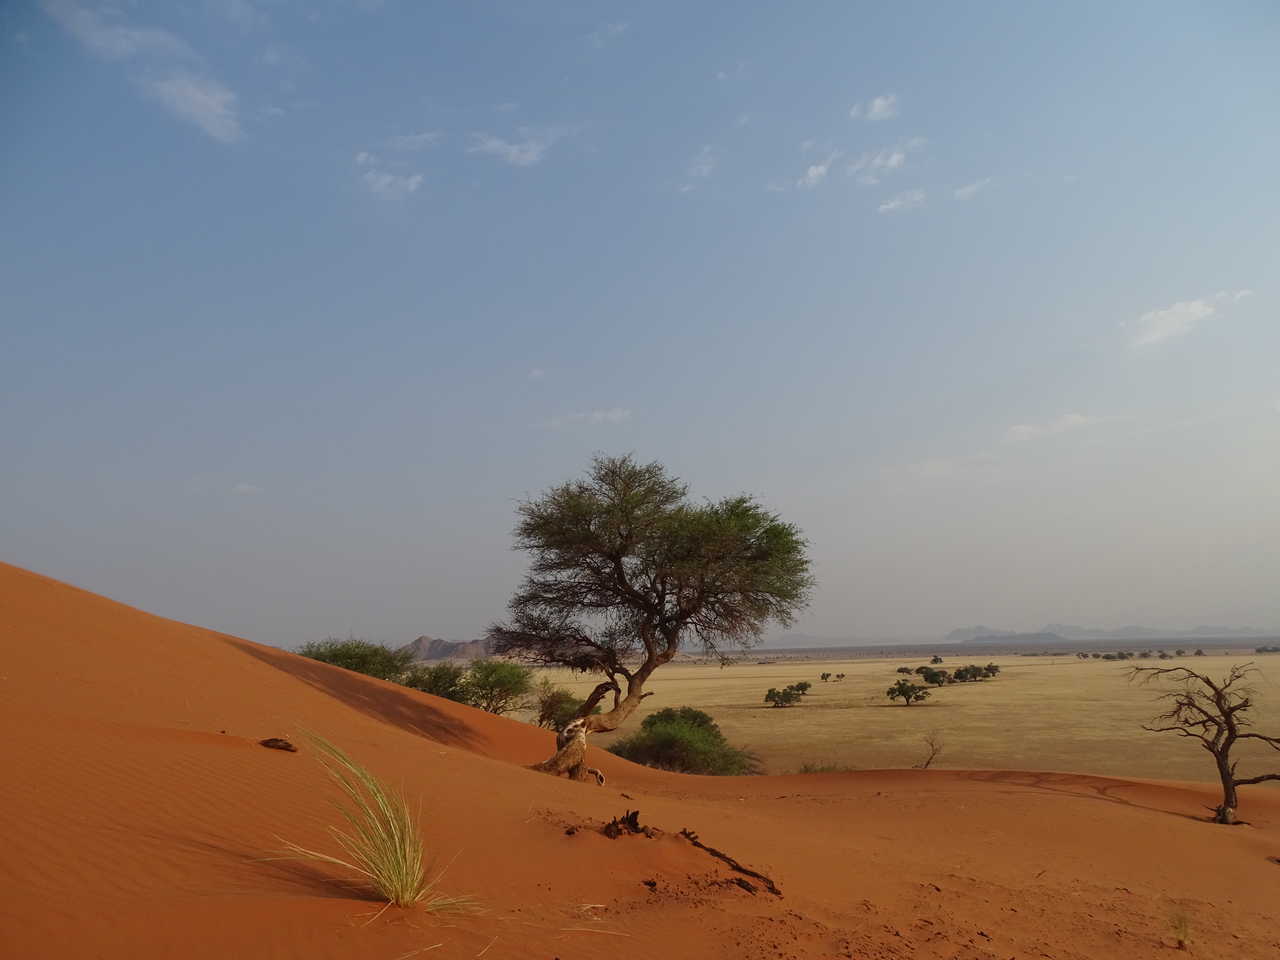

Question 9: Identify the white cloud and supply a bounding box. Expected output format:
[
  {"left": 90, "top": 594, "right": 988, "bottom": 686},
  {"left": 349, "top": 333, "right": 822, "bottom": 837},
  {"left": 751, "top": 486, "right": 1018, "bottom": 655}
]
[
  {"left": 847, "top": 138, "right": 924, "bottom": 184},
  {"left": 468, "top": 128, "right": 565, "bottom": 167},
  {"left": 42, "top": 0, "right": 194, "bottom": 60},
  {"left": 587, "top": 22, "right": 628, "bottom": 47},
  {"left": 797, "top": 151, "right": 841, "bottom": 189},
  {"left": 387, "top": 131, "right": 443, "bottom": 151},
  {"left": 955, "top": 177, "right": 992, "bottom": 200},
  {"left": 44, "top": 1, "right": 241, "bottom": 144},
  {"left": 547, "top": 408, "right": 631, "bottom": 428},
  {"left": 231, "top": 482, "right": 262, "bottom": 495},
  {"left": 851, "top": 93, "right": 898, "bottom": 121},
  {"left": 1005, "top": 412, "right": 1104, "bottom": 443},
  {"left": 1219, "top": 288, "right": 1253, "bottom": 302},
  {"left": 141, "top": 71, "right": 241, "bottom": 142},
  {"left": 688, "top": 145, "right": 715, "bottom": 178},
  {"left": 1126, "top": 299, "right": 1215, "bottom": 347},
  {"left": 354, "top": 151, "right": 423, "bottom": 195},
  {"left": 878, "top": 189, "right": 925, "bottom": 213}
]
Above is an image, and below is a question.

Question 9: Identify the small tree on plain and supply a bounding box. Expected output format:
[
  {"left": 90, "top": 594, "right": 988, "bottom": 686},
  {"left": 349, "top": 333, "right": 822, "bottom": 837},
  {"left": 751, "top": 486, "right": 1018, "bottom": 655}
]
[
  {"left": 1129, "top": 662, "right": 1280, "bottom": 824},
  {"left": 1194, "top": 649, "right": 1206, "bottom": 656},
  {"left": 930, "top": 655, "right": 944, "bottom": 665},
  {"left": 913, "top": 731, "right": 944, "bottom": 769},
  {"left": 921, "top": 667, "right": 948, "bottom": 687},
  {"left": 886, "top": 679, "right": 930, "bottom": 706},
  {"left": 820, "top": 672, "right": 832, "bottom": 682},
  {"left": 793, "top": 681, "right": 812, "bottom": 696},
  {"left": 487, "top": 455, "right": 812, "bottom": 783},
  {"left": 896, "top": 666, "right": 914, "bottom": 675},
  {"left": 835, "top": 673, "right": 846, "bottom": 681}
]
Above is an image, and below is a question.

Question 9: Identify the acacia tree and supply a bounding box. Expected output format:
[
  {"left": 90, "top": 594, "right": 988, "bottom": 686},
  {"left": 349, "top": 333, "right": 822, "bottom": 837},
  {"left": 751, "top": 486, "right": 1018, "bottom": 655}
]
[
  {"left": 1129, "top": 662, "right": 1280, "bottom": 824},
  {"left": 487, "top": 455, "right": 813, "bottom": 783}
]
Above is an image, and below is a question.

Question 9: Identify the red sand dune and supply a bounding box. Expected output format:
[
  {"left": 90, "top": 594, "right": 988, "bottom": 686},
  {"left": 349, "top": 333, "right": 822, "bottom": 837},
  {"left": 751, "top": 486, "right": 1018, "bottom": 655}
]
[{"left": 1, "top": 560, "right": 1277, "bottom": 959}]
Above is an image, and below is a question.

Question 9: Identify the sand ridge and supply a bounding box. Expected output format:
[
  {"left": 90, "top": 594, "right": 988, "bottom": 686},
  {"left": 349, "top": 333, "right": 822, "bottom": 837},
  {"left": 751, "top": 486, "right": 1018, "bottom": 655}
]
[{"left": 1, "top": 560, "right": 1277, "bottom": 959}]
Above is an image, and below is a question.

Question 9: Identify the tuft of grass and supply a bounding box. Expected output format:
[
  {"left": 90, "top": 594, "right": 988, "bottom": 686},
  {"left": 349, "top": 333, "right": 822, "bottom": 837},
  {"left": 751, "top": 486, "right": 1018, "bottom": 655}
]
[
  {"left": 270, "top": 734, "right": 469, "bottom": 911},
  {"left": 1169, "top": 906, "right": 1192, "bottom": 950},
  {"left": 795, "top": 761, "right": 857, "bottom": 774}
]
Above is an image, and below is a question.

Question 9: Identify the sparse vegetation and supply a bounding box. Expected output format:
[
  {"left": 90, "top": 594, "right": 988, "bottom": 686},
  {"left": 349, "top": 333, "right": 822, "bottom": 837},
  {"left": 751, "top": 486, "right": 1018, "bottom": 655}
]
[
  {"left": 764, "top": 686, "right": 803, "bottom": 708},
  {"left": 271, "top": 735, "right": 466, "bottom": 911},
  {"left": 531, "top": 677, "right": 592, "bottom": 730},
  {"left": 796, "top": 761, "right": 857, "bottom": 774},
  {"left": 1129, "top": 662, "right": 1280, "bottom": 823},
  {"left": 913, "top": 731, "right": 944, "bottom": 769},
  {"left": 299, "top": 636, "right": 416, "bottom": 681},
  {"left": 608, "top": 706, "right": 757, "bottom": 775},
  {"left": 886, "top": 678, "right": 930, "bottom": 706}
]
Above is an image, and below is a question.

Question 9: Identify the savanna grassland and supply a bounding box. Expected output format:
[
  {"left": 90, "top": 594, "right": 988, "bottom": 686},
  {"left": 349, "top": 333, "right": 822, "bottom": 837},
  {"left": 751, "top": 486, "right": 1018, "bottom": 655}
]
[{"left": 540, "top": 652, "right": 1280, "bottom": 782}]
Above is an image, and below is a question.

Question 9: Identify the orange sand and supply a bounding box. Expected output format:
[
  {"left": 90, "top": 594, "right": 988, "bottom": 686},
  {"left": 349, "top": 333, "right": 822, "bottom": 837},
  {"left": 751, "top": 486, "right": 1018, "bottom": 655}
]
[{"left": 1, "top": 560, "right": 1276, "bottom": 958}]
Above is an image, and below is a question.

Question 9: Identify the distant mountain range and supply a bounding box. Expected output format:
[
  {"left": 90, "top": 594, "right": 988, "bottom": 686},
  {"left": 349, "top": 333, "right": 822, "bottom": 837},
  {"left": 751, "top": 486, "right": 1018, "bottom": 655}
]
[
  {"left": 947, "top": 624, "right": 1273, "bottom": 644},
  {"left": 397, "top": 634, "right": 491, "bottom": 661}
]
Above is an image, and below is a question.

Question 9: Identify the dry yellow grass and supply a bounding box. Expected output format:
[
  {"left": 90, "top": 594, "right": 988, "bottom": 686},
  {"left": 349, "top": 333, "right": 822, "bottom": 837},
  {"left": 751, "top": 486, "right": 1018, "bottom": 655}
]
[{"left": 539, "top": 652, "right": 1280, "bottom": 782}]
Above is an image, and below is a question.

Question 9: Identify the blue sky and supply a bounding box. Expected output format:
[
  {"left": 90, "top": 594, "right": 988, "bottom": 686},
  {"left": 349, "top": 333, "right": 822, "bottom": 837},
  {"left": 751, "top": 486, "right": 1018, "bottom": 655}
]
[{"left": 3, "top": 1, "right": 1278, "bottom": 647}]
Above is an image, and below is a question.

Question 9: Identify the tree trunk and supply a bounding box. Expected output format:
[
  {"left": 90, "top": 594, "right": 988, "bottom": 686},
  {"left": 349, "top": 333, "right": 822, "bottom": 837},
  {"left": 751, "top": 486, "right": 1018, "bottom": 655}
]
[
  {"left": 1214, "top": 753, "right": 1238, "bottom": 824},
  {"left": 532, "top": 685, "right": 649, "bottom": 785}
]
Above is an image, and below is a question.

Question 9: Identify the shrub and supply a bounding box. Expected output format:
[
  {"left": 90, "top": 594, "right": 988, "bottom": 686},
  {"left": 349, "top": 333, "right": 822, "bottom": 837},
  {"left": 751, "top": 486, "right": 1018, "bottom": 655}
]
[
  {"left": 608, "top": 714, "right": 757, "bottom": 775},
  {"left": 764, "top": 686, "right": 801, "bottom": 707},
  {"left": 896, "top": 666, "right": 914, "bottom": 675},
  {"left": 400, "top": 661, "right": 470, "bottom": 702},
  {"left": 642, "top": 706, "right": 717, "bottom": 732},
  {"left": 930, "top": 655, "right": 944, "bottom": 664},
  {"left": 835, "top": 673, "right": 846, "bottom": 681},
  {"left": 463, "top": 660, "right": 533, "bottom": 715},
  {"left": 921, "top": 667, "right": 949, "bottom": 686},
  {"left": 820, "top": 672, "right": 832, "bottom": 682},
  {"left": 299, "top": 636, "right": 416, "bottom": 681},
  {"left": 1194, "top": 649, "right": 1206, "bottom": 656},
  {"left": 792, "top": 681, "right": 812, "bottom": 695},
  {"left": 530, "top": 678, "right": 590, "bottom": 730},
  {"left": 796, "top": 761, "right": 856, "bottom": 774}
]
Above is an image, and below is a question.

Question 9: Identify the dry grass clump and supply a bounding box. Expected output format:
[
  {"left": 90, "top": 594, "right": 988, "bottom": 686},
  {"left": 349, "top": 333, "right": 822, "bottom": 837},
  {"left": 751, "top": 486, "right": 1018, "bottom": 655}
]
[{"left": 271, "top": 734, "right": 468, "bottom": 912}]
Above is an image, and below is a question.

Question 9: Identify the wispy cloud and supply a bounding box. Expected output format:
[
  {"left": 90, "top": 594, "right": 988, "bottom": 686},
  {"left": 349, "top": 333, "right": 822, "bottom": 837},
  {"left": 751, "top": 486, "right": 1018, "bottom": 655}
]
[
  {"left": 850, "top": 93, "right": 898, "bottom": 121},
  {"left": 354, "top": 151, "right": 423, "bottom": 195},
  {"left": 43, "top": 0, "right": 241, "bottom": 143},
  {"left": 387, "top": 130, "right": 443, "bottom": 151},
  {"left": 1005, "top": 412, "right": 1104, "bottom": 442},
  {"left": 1127, "top": 299, "right": 1212, "bottom": 347},
  {"left": 587, "top": 22, "right": 628, "bottom": 47},
  {"left": 848, "top": 139, "right": 924, "bottom": 184},
  {"left": 43, "top": 0, "right": 193, "bottom": 60},
  {"left": 797, "top": 151, "right": 842, "bottom": 189},
  {"left": 231, "top": 481, "right": 263, "bottom": 495},
  {"left": 467, "top": 128, "right": 566, "bottom": 167},
  {"left": 546, "top": 408, "right": 631, "bottom": 428},
  {"left": 877, "top": 189, "right": 925, "bottom": 213},
  {"left": 688, "top": 145, "right": 715, "bottom": 178},
  {"left": 142, "top": 71, "right": 241, "bottom": 143},
  {"left": 955, "top": 177, "right": 992, "bottom": 200}
]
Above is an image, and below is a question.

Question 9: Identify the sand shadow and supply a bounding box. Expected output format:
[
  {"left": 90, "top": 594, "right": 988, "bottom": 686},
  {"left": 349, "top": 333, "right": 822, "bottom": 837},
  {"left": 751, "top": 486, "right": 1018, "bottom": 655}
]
[
  {"left": 225, "top": 638, "right": 478, "bottom": 750},
  {"left": 962, "top": 770, "right": 1205, "bottom": 822}
]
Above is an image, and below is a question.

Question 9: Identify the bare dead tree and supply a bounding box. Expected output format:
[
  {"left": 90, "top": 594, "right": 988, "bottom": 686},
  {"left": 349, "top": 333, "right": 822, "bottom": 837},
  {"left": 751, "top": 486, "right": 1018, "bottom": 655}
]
[
  {"left": 487, "top": 455, "right": 813, "bottom": 783},
  {"left": 1129, "top": 662, "right": 1280, "bottom": 823},
  {"left": 913, "top": 730, "right": 944, "bottom": 770}
]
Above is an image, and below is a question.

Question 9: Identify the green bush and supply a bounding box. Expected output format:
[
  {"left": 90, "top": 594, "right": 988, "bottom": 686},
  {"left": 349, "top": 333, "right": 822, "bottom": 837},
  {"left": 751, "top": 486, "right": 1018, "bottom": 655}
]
[
  {"left": 531, "top": 677, "right": 595, "bottom": 729},
  {"left": 764, "top": 686, "right": 801, "bottom": 707},
  {"left": 886, "top": 678, "right": 930, "bottom": 705},
  {"left": 463, "top": 659, "right": 534, "bottom": 715},
  {"left": 608, "top": 712, "right": 757, "bottom": 775},
  {"left": 299, "top": 636, "right": 416, "bottom": 681},
  {"left": 642, "top": 706, "right": 718, "bottom": 732},
  {"left": 400, "top": 661, "right": 470, "bottom": 702}
]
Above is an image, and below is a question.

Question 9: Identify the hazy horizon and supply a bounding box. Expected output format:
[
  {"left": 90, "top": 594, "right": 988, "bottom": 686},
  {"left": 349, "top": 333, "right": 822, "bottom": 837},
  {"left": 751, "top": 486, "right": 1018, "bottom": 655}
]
[{"left": 3, "top": 2, "right": 1277, "bottom": 651}]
